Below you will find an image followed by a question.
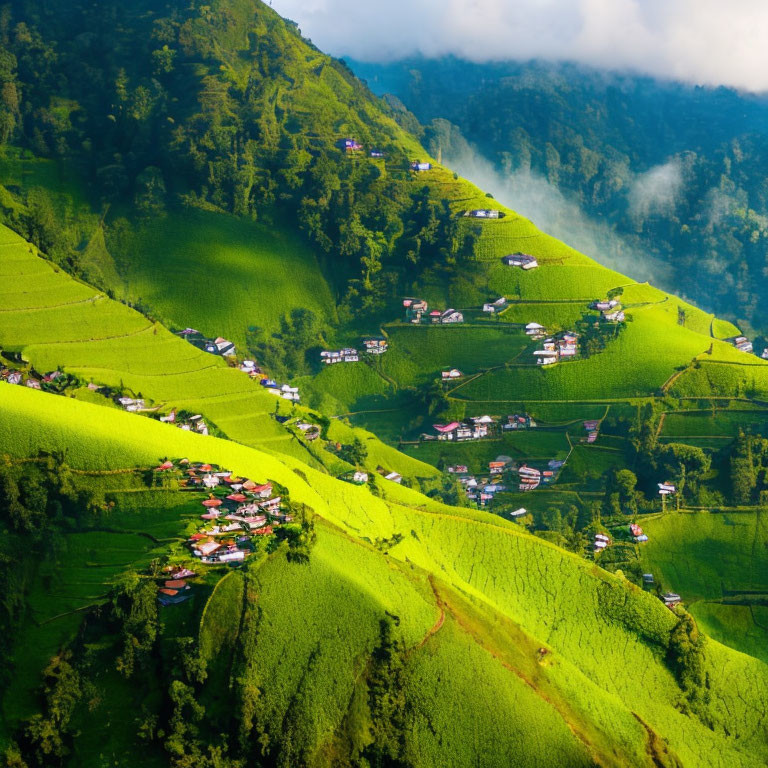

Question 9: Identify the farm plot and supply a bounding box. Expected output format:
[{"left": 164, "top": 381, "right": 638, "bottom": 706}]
[
  {"left": 497, "top": 301, "right": 589, "bottom": 329},
  {"left": 109, "top": 210, "right": 336, "bottom": 346},
  {"left": 381, "top": 324, "right": 529, "bottom": 388},
  {"left": 661, "top": 409, "right": 768, "bottom": 439},
  {"left": 640, "top": 510, "right": 768, "bottom": 662},
  {"left": 455, "top": 309, "right": 712, "bottom": 402},
  {"left": 486, "top": 262, "right": 629, "bottom": 302}
]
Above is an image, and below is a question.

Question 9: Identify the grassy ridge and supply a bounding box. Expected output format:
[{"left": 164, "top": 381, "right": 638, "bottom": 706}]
[{"left": 3, "top": 386, "right": 768, "bottom": 766}]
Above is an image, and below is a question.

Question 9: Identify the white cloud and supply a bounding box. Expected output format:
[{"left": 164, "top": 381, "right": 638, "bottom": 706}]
[
  {"left": 270, "top": 0, "right": 768, "bottom": 91},
  {"left": 628, "top": 160, "right": 684, "bottom": 220}
]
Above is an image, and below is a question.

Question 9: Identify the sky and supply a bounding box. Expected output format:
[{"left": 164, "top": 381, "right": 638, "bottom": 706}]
[{"left": 270, "top": 0, "right": 768, "bottom": 92}]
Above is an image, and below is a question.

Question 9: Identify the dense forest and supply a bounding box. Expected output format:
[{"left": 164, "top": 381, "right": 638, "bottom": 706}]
[
  {"left": 351, "top": 57, "right": 768, "bottom": 332},
  {"left": 0, "top": 0, "right": 474, "bottom": 324}
]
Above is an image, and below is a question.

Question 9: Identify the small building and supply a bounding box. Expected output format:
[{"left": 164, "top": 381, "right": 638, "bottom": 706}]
[
  {"left": 411, "top": 161, "right": 432, "bottom": 172},
  {"left": 363, "top": 337, "right": 388, "bottom": 354},
  {"left": 441, "top": 368, "right": 463, "bottom": 380},
  {"left": 502, "top": 253, "right": 538, "bottom": 270},
  {"left": 466, "top": 209, "right": 502, "bottom": 219},
  {"left": 447, "top": 465, "right": 469, "bottom": 474},
  {"left": 483, "top": 297, "right": 508, "bottom": 313},
  {"left": 658, "top": 483, "right": 676, "bottom": 495},
  {"left": 602, "top": 309, "right": 625, "bottom": 323},
  {"left": 370, "top": 149, "right": 385, "bottom": 158},
  {"left": 338, "top": 138, "right": 363, "bottom": 152},
  {"left": 441, "top": 309, "right": 464, "bottom": 324},
  {"left": 642, "top": 573, "right": 655, "bottom": 585},
  {"left": 592, "top": 299, "right": 619, "bottom": 311},
  {"left": 733, "top": 336, "right": 754, "bottom": 353},
  {"left": 404, "top": 298, "right": 429, "bottom": 323},
  {"left": 534, "top": 351, "right": 558, "bottom": 366},
  {"left": 384, "top": 471, "right": 402, "bottom": 484},
  {"left": 762, "top": 348, "right": 768, "bottom": 360},
  {"left": 525, "top": 322, "right": 546, "bottom": 336},
  {"left": 352, "top": 471, "right": 369, "bottom": 485},
  {"left": 662, "top": 593, "right": 682, "bottom": 608},
  {"left": 25, "top": 378, "right": 41, "bottom": 390},
  {"left": 509, "top": 508, "right": 527, "bottom": 517}
]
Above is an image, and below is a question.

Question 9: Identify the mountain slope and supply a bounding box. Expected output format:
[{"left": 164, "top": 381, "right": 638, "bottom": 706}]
[{"left": 2, "top": 384, "right": 768, "bottom": 767}]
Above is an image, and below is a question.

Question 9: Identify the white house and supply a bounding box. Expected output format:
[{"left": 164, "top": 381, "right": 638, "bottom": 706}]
[{"left": 502, "top": 253, "right": 538, "bottom": 270}]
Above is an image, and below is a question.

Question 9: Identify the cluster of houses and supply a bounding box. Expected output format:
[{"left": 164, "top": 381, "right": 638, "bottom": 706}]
[
  {"left": 583, "top": 420, "right": 600, "bottom": 444},
  {"left": 403, "top": 299, "right": 464, "bottom": 325},
  {"left": 502, "top": 253, "right": 538, "bottom": 270},
  {"left": 156, "top": 410, "right": 210, "bottom": 436},
  {"left": 732, "top": 336, "right": 754, "bottom": 354},
  {"left": 465, "top": 209, "right": 504, "bottom": 219},
  {"left": 449, "top": 456, "right": 564, "bottom": 504},
  {"left": 337, "top": 138, "right": 386, "bottom": 158},
  {"left": 427, "top": 413, "right": 538, "bottom": 442},
  {"left": 152, "top": 459, "right": 291, "bottom": 570},
  {"left": 176, "top": 328, "right": 236, "bottom": 358},
  {"left": 260, "top": 378, "right": 300, "bottom": 402},
  {"left": 1, "top": 366, "right": 69, "bottom": 392},
  {"left": 320, "top": 337, "right": 389, "bottom": 365},
  {"left": 534, "top": 331, "right": 579, "bottom": 366},
  {"left": 591, "top": 298, "right": 625, "bottom": 323},
  {"left": 321, "top": 348, "right": 359, "bottom": 364},
  {"left": 157, "top": 567, "right": 196, "bottom": 606},
  {"left": 117, "top": 397, "right": 146, "bottom": 413},
  {"left": 483, "top": 297, "right": 508, "bottom": 314},
  {"left": 428, "top": 415, "right": 495, "bottom": 442}
]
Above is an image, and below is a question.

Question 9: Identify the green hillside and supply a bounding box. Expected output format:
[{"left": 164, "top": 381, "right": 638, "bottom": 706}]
[
  {"left": 2, "top": 385, "right": 768, "bottom": 767},
  {"left": 1, "top": 1, "right": 768, "bottom": 765}
]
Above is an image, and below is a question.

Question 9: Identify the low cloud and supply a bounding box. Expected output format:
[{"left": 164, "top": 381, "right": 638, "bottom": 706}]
[
  {"left": 628, "top": 160, "right": 684, "bottom": 220},
  {"left": 441, "top": 142, "right": 675, "bottom": 287},
  {"left": 271, "top": 0, "right": 768, "bottom": 92}
]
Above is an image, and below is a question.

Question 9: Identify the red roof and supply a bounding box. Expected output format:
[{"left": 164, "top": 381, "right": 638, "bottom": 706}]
[
  {"left": 155, "top": 461, "right": 174, "bottom": 471},
  {"left": 189, "top": 533, "right": 207, "bottom": 541},
  {"left": 252, "top": 526, "right": 274, "bottom": 536},
  {"left": 164, "top": 580, "right": 187, "bottom": 589},
  {"left": 202, "top": 498, "right": 223, "bottom": 508},
  {"left": 227, "top": 493, "right": 248, "bottom": 502},
  {"left": 434, "top": 422, "right": 460, "bottom": 433},
  {"left": 251, "top": 483, "right": 272, "bottom": 493}
]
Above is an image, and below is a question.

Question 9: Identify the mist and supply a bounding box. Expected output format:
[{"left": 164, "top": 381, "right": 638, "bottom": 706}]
[
  {"left": 443, "top": 145, "right": 675, "bottom": 287},
  {"left": 271, "top": 0, "right": 768, "bottom": 93},
  {"left": 628, "top": 160, "right": 684, "bottom": 221}
]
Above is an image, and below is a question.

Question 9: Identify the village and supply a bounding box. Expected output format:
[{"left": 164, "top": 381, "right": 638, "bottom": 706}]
[
  {"left": 152, "top": 458, "right": 290, "bottom": 605},
  {"left": 320, "top": 337, "right": 388, "bottom": 365}
]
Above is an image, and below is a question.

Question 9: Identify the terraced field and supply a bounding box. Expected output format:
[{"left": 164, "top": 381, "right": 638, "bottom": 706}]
[
  {"left": 0, "top": 224, "right": 441, "bottom": 486},
  {"left": 640, "top": 510, "right": 768, "bottom": 663},
  {"left": 109, "top": 209, "right": 337, "bottom": 345},
  {"left": 3, "top": 385, "right": 768, "bottom": 767}
]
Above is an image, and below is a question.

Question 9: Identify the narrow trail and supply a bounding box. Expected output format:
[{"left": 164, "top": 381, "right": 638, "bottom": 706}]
[
  {"left": 414, "top": 576, "right": 446, "bottom": 651},
  {"left": 0, "top": 295, "right": 101, "bottom": 313}
]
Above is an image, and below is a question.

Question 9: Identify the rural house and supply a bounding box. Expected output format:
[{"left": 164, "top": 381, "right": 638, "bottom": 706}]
[
  {"left": 602, "top": 309, "right": 625, "bottom": 323},
  {"left": 441, "top": 309, "right": 464, "bottom": 324},
  {"left": 337, "top": 138, "right": 363, "bottom": 151},
  {"left": 662, "top": 593, "right": 682, "bottom": 609},
  {"left": 483, "top": 297, "right": 508, "bottom": 313},
  {"left": 205, "top": 337, "right": 236, "bottom": 357},
  {"left": 442, "top": 368, "right": 463, "bottom": 380},
  {"left": 592, "top": 299, "right": 619, "bottom": 311},
  {"left": 733, "top": 336, "right": 754, "bottom": 353},
  {"left": 370, "top": 149, "right": 385, "bottom": 158},
  {"left": 404, "top": 298, "right": 428, "bottom": 323},
  {"left": 502, "top": 253, "right": 538, "bottom": 270},
  {"left": 411, "top": 161, "right": 432, "bottom": 171},
  {"left": 658, "top": 483, "right": 676, "bottom": 495},
  {"left": 525, "top": 322, "right": 546, "bottom": 337},
  {"left": 363, "top": 337, "right": 388, "bottom": 354},
  {"left": 465, "top": 209, "right": 502, "bottom": 219}
]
